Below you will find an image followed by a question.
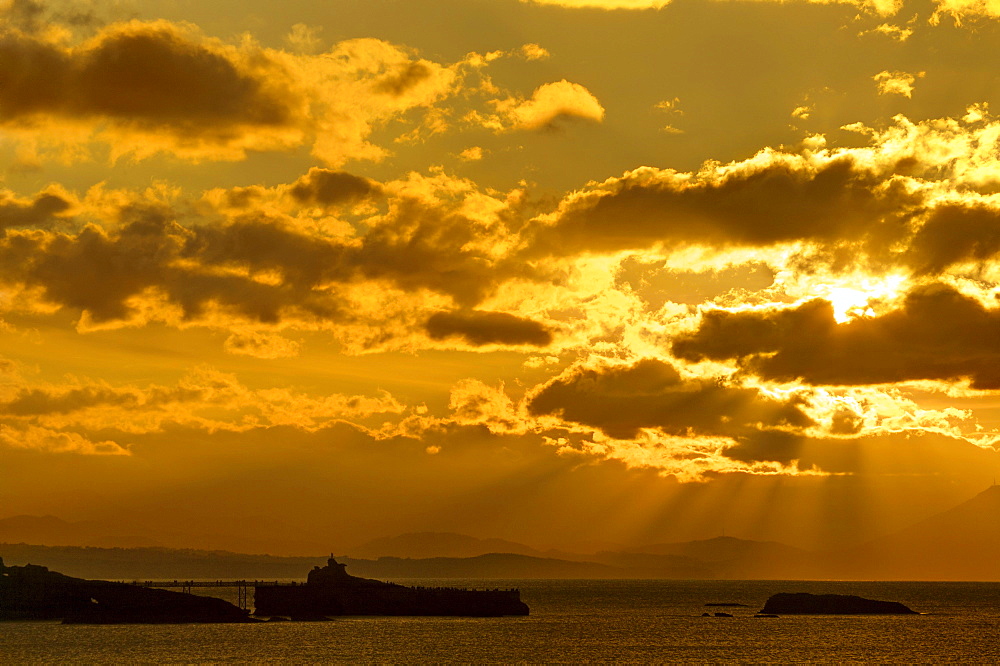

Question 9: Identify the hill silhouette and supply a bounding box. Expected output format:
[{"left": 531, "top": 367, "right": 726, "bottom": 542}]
[
  {"left": 3, "top": 486, "right": 998, "bottom": 580},
  {"left": 340, "top": 553, "right": 621, "bottom": 579},
  {"left": 602, "top": 536, "right": 814, "bottom": 579},
  {"left": 623, "top": 536, "right": 806, "bottom": 562},
  {"left": 827, "top": 484, "right": 1000, "bottom": 580},
  {"left": 346, "top": 532, "right": 547, "bottom": 559},
  {"left": 0, "top": 515, "right": 163, "bottom": 549}
]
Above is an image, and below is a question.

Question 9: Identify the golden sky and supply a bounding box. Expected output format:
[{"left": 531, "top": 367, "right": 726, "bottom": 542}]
[{"left": 2, "top": 0, "right": 1000, "bottom": 555}]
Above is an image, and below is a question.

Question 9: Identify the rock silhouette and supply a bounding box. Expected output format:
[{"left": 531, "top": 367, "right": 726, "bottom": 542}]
[
  {"left": 0, "top": 556, "right": 252, "bottom": 623},
  {"left": 761, "top": 592, "right": 918, "bottom": 615}
]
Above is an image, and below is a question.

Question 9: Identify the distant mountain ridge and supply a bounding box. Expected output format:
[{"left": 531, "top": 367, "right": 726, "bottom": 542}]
[
  {"left": 346, "top": 532, "right": 547, "bottom": 559},
  {"left": 827, "top": 484, "right": 1000, "bottom": 580},
  {"left": 3, "top": 485, "right": 998, "bottom": 580},
  {"left": 0, "top": 515, "right": 164, "bottom": 549}
]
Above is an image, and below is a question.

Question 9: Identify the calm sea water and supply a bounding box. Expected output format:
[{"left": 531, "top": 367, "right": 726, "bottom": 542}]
[{"left": 2, "top": 579, "right": 999, "bottom": 663}]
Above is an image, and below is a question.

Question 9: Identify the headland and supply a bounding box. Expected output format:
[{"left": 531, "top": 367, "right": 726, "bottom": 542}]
[{"left": 253, "top": 556, "right": 529, "bottom": 618}]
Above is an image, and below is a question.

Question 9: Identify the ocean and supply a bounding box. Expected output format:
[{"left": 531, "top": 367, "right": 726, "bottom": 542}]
[{"left": 2, "top": 579, "right": 998, "bottom": 663}]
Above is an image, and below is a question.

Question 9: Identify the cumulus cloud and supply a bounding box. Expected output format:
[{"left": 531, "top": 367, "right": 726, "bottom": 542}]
[
  {"left": 517, "top": 107, "right": 1000, "bottom": 299},
  {"left": 288, "top": 168, "right": 384, "bottom": 207},
  {"left": 0, "top": 171, "right": 542, "bottom": 351},
  {"left": 931, "top": 0, "right": 1000, "bottom": 22},
  {"left": 426, "top": 310, "right": 553, "bottom": 347},
  {"left": 874, "top": 70, "right": 923, "bottom": 97},
  {"left": 0, "top": 20, "right": 304, "bottom": 159},
  {"left": 0, "top": 20, "right": 466, "bottom": 164},
  {"left": 458, "top": 146, "right": 485, "bottom": 161},
  {"left": 527, "top": 358, "right": 813, "bottom": 440},
  {"left": 0, "top": 187, "right": 73, "bottom": 229},
  {"left": 905, "top": 202, "right": 1000, "bottom": 275},
  {"left": 673, "top": 282, "right": 1000, "bottom": 389},
  {"left": 523, "top": 153, "right": 915, "bottom": 258},
  {"left": 498, "top": 80, "right": 605, "bottom": 131},
  {"left": 520, "top": 43, "right": 550, "bottom": 60}
]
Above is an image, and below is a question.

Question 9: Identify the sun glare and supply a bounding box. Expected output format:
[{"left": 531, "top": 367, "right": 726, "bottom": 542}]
[
  {"left": 818, "top": 276, "right": 907, "bottom": 324},
  {"left": 828, "top": 287, "right": 875, "bottom": 323}
]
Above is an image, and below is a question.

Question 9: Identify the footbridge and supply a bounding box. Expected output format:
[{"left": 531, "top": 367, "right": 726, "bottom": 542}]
[{"left": 131, "top": 579, "right": 300, "bottom": 610}]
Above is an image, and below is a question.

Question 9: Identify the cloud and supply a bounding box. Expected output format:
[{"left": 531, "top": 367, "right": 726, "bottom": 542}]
[
  {"left": 905, "top": 202, "right": 1000, "bottom": 275},
  {"left": 519, "top": 0, "right": 899, "bottom": 15},
  {"left": 1, "top": 385, "right": 141, "bottom": 416},
  {"left": 520, "top": 0, "right": 670, "bottom": 8},
  {"left": 287, "top": 168, "right": 384, "bottom": 207},
  {"left": 874, "top": 70, "right": 923, "bottom": 97},
  {"left": 859, "top": 23, "right": 913, "bottom": 41},
  {"left": 223, "top": 331, "right": 301, "bottom": 359},
  {"left": 500, "top": 80, "right": 605, "bottom": 131},
  {"left": 931, "top": 0, "right": 1000, "bottom": 22},
  {"left": 458, "top": 146, "right": 485, "bottom": 161},
  {"left": 0, "top": 187, "right": 73, "bottom": 229},
  {"left": 0, "top": 366, "right": 408, "bottom": 443},
  {"left": 527, "top": 357, "right": 813, "bottom": 440},
  {"left": 523, "top": 152, "right": 915, "bottom": 258},
  {"left": 0, "top": 0, "right": 106, "bottom": 34},
  {"left": 0, "top": 172, "right": 541, "bottom": 352},
  {"left": 0, "top": 20, "right": 304, "bottom": 159},
  {"left": 0, "top": 21, "right": 466, "bottom": 164},
  {"left": 0, "top": 423, "right": 129, "bottom": 455},
  {"left": 723, "top": 430, "right": 998, "bottom": 477},
  {"left": 285, "top": 23, "right": 323, "bottom": 54},
  {"left": 672, "top": 282, "right": 1000, "bottom": 389},
  {"left": 426, "top": 310, "right": 554, "bottom": 347},
  {"left": 520, "top": 43, "right": 550, "bottom": 60}
]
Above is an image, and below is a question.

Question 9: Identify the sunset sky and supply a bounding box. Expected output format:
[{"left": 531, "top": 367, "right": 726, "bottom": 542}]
[{"left": 3, "top": 0, "right": 1000, "bottom": 556}]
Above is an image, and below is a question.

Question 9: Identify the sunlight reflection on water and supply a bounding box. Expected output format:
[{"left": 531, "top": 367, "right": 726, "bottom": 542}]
[{"left": 2, "top": 580, "right": 998, "bottom": 663}]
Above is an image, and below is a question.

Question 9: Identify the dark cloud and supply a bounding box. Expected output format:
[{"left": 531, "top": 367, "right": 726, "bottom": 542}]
[
  {"left": 525, "top": 156, "right": 917, "bottom": 257},
  {"left": 0, "top": 382, "right": 206, "bottom": 417},
  {"left": 1, "top": 0, "right": 44, "bottom": 32},
  {"left": 1, "top": 386, "right": 139, "bottom": 415},
  {"left": 527, "top": 358, "right": 813, "bottom": 440},
  {"left": 0, "top": 21, "right": 296, "bottom": 134},
  {"left": 723, "top": 430, "right": 998, "bottom": 478},
  {"left": 2, "top": 211, "right": 343, "bottom": 323},
  {"left": 374, "top": 61, "right": 432, "bottom": 96},
  {"left": 426, "top": 310, "right": 553, "bottom": 347},
  {"left": 0, "top": 190, "right": 71, "bottom": 230},
  {"left": 906, "top": 202, "right": 1000, "bottom": 275},
  {"left": 0, "top": 186, "right": 533, "bottom": 329},
  {"left": 673, "top": 282, "right": 1000, "bottom": 389},
  {"left": 0, "top": 30, "right": 70, "bottom": 117},
  {"left": 349, "top": 197, "right": 533, "bottom": 306},
  {"left": 288, "top": 168, "right": 383, "bottom": 207},
  {"left": 1, "top": 0, "right": 110, "bottom": 33}
]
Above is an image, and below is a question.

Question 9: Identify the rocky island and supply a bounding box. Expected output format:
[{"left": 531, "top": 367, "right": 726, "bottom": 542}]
[
  {"left": 0, "top": 556, "right": 253, "bottom": 623},
  {"left": 761, "top": 592, "right": 919, "bottom": 615},
  {"left": 254, "top": 556, "right": 529, "bottom": 618}
]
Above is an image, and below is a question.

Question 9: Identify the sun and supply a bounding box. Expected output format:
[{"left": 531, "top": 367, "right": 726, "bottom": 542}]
[
  {"left": 827, "top": 288, "right": 876, "bottom": 323},
  {"left": 818, "top": 276, "right": 907, "bottom": 324}
]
